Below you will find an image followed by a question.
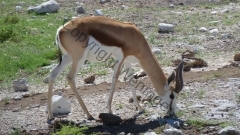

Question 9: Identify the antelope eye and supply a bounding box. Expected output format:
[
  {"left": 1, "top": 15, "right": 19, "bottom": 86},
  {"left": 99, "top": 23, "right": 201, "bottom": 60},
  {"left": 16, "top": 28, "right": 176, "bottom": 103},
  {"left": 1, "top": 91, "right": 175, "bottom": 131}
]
[{"left": 170, "top": 94, "right": 174, "bottom": 99}]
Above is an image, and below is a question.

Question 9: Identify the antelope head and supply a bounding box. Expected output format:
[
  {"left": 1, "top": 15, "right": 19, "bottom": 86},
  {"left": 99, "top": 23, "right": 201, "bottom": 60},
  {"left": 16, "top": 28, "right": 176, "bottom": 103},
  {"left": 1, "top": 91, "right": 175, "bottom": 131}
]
[{"left": 159, "top": 60, "right": 184, "bottom": 116}]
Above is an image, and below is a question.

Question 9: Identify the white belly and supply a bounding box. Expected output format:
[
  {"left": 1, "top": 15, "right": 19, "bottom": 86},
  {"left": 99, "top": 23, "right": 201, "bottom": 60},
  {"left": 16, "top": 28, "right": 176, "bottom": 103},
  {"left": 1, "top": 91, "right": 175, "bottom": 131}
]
[{"left": 85, "top": 36, "right": 139, "bottom": 64}]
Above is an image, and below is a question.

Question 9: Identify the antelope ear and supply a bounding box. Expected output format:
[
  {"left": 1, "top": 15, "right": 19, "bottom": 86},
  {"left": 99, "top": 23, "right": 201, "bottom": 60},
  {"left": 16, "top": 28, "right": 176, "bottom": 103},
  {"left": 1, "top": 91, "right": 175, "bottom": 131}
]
[{"left": 167, "top": 71, "right": 176, "bottom": 85}]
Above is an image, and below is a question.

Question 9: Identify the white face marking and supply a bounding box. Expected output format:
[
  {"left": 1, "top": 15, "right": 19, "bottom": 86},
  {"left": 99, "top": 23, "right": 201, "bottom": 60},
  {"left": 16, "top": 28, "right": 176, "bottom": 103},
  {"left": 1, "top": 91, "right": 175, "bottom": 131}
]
[{"left": 158, "top": 90, "right": 177, "bottom": 113}]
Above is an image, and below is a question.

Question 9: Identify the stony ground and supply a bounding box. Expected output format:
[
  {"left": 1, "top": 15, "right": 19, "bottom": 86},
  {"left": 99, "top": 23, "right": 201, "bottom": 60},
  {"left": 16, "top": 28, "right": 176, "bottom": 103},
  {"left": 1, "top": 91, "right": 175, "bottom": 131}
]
[{"left": 1, "top": 0, "right": 240, "bottom": 135}]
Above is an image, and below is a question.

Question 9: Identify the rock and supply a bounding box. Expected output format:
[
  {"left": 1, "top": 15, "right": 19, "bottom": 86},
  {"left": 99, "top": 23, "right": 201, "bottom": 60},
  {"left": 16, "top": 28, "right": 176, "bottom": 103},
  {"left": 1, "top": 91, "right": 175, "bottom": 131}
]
[
  {"left": 100, "top": 0, "right": 106, "bottom": 4},
  {"left": 99, "top": 113, "right": 122, "bottom": 125},
  {"left": 234, "top": 53, "right": 240, "bottom": 61},
  {"left": 12, "top": 107, "right": 20, "bottom": 112},
  {"left": 221, "top": 33, "right": 230, "bottom": 39},
  {"left": 76, "top": 6, "right": 85, "bottom": 14},
  {"left": 211, "top": 11, "right": 219, "bottom": 15},
  {"left": 121, "top": 5, "right": 128, "bottom": 10},
  {"left": 14, "top": 95, "right": 23, "bottom": 100},
  {"left": 50, "top": 95, "right": 71, "bottom": 114},
  {"left": 118, "top": 132, "right": 125, "bottom": 135},
  {"left": 128, "top": 96, "right": 141, "bottom": 103},
  {"left": 152, "top": 48, "right": 161, "bottom": 55},
  {"left": 169, "top": 4, "right": 175, "bottom": 8},
  {"left": 13, "top": 78, "right": 29, "bottom": 92},
  {"left": 158, "top": 23, "right": 174, "bottom": 33},
  {"left": 188, "top": 104, "right": 207, "bottom": 108},
  {"left": 199, "top": 27, "right": 208, "bottom": 32},
  {"left": 146, "top": 115, "right": 159, "bottom": 121},
  {"left": 94, "top": 9, "right": 103, "bottom": 16},
  {"left": 15, "top": 6, "right": 22, "bottom": 12},
  {"left": 173, "top": 58, "right": 207, "bottom": 68},
  {"left": 18, "top": 2, "right": 26, "bottom": 5},
  {"left": 218, "top": 126, "right": 240, "bottom": 135},
  {"left": 84, "top": 75, "right": 95, "bottom": 83},
  {"left": 209, "top": 28, "right": 219, "bottom": 35},
  {"left": 22, "top": 93, "right": 30, "bottom": 98},
  {"left": 210, "top": 21, "right": 219, "bottom": 25},
  {"left": 144, "top": 132, "right": 157, "bottom": 135},
  {"left": 164, "top": 128, "right": 183, "bottom": 135},
  {"left": 220, "top": 9, "right": 230, "bottom": 13},
  {"left": 134, "top": 70, "right": 147, "bottom": 79},
  {"left": 28, "top": 0, "right": 59, "bottom": 14},
  {"left": 182, "top": 50, "right": 194, "bottom": 59}
]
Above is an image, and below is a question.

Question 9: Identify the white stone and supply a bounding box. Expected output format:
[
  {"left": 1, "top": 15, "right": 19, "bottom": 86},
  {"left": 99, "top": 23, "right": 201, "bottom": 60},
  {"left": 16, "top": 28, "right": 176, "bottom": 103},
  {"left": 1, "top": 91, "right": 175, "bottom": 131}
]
[
  {"left": 118, "top": 132, "right": 125, "bottom": 135},
  {"left": 12, "top": 78, "right": 29, "bottom": 92},
  {"left": 199, "top": 27, "right": 208, "bottom": 32},
  {"left": 99, "top": 0, "right": 111, "bottom": 4},
  {"left": 158, "top": 23, "right": 174, "bottom": 33},
  {"left": 151, "top": 48, "right": 161, "bottom": 55},
  {"left": 15, "top": 6, "right": 22, "bottom": 12},
  {"left": 211, "top": 11, "right": 218, "bottom": 15},
  {"left": 218, "top": 126, "right": 240, "bottom": 135},
  {"left": 51, "top": 95, "right": 71, "bottom": 114},
  {"left": 94, "top": 9, "right": 103, "bottom": 16},
  {"left": 100, "top": 0, "right": 106, "bottom": 4},
  {"left": 164, "top": 128, "right": 183, "bottom": 135},
  {"left": 220, "top": 9, "right": 229, "bottom": 13},
  {"left": 77, "top": 6, "right": 85, "bottom": 14},
  {"left": 210, "top": 21, "right": 219, "bottom": 25},
  {"left": 144, "top": 132, "right": 157, "bottom": 135},
  {"left": 209, "top": 28, "right": 219, "bottom": 36},
  {"left": 169, "top": 4, "right": 175, "bottom": 8},
  {"left": 13, "top": 95, "right": 23, "bottom": 100},
  {"left": 188, "top": 104, "right": 207, "bottom": 108},
  {"left": 28, "top": 0, "right": 59, "bottom": 14}
]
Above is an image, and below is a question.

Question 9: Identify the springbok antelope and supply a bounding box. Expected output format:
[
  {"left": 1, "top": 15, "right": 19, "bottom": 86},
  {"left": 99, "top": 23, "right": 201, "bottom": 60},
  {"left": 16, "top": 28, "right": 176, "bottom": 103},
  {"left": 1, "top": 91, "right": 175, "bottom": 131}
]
[{"left": 46, "top": 16, "right": 184, "bottom": 120}]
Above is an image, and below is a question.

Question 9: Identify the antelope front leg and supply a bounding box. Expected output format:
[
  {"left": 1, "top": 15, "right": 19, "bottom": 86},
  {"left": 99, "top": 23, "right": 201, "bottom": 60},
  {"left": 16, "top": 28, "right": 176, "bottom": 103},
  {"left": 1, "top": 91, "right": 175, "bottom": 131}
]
[
  {"left": 107, "top": 59, "right": 124, "bottom": 114},
  {"left": 124, "top": 62, "right": 144, "bottom": 113}
]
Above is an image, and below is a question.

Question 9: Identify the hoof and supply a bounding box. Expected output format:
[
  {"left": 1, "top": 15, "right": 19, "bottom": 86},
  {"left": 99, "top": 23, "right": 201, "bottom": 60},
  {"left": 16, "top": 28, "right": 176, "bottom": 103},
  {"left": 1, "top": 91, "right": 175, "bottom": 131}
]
[
  {"left": 47, "top": 117, "right": 55, "bottom": 124},
  {"left": 138, "top": 110, "right": 145, "bottom": 114},
  {"left": 87, "top": 116, "right": 95, "bottom": 120}
]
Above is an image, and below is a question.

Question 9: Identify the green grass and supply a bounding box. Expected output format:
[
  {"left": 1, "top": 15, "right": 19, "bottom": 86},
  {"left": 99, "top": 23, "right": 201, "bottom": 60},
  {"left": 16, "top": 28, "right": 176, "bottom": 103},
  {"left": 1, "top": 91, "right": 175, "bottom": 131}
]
[
  {"left": 197, "top": 89, "right": 205, "bottom": 99},
  {"left": 3, "top": 97, "right": 10, "bottom": 104},
  {"left": 1, "top": 0, "right": 240, "bottom": 88},
  {"left": 186, "top": 118, "right": 219, "bottom": 129},
  {"left": 0, "top": 12, "right": 62, "bottom": 86},
  {"left": 52, "top": 125, "right": 98, "bottom": 135}
]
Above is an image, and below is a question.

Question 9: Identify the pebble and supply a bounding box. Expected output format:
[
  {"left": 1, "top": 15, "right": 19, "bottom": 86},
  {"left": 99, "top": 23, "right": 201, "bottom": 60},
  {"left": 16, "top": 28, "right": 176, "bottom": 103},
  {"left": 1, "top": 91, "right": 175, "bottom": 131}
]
[
  {"left": 144, "top": 132, "right": 157, "bottom": 135},
  {"left": 199, "top": 27, "right": 208, "bottom": 32},
  {"left": 164, "top": 128, "right": 183, "bottom": 135},
  {"left": 218, "top": 126, "right": 240, "bottom": 135},
  {"left": 14, "top": 95, "right": 23, "bottom": 100}
]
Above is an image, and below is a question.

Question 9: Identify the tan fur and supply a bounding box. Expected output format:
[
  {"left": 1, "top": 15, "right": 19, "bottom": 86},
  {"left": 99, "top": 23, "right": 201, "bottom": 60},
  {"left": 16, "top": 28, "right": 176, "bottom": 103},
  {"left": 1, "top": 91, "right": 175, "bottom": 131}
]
[
  {"left": 62, "top": 16, "right": 168, "bottom": 95},
  {"left": 47, "top": 16, "right": 177, "bottom": 120}
]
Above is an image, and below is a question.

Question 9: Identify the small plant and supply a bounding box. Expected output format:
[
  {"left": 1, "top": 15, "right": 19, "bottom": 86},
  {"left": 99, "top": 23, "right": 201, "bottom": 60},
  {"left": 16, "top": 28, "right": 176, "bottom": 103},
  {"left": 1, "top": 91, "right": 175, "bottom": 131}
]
[
  {"left": 52, "top": 125, "right": 88, "bottom": 135},
  {"left": 3, "top": 97, "right": 10, "bottom": 104},
  {"left": 118, "top": 103, "right": 123, "bottom": 109},
  {"left": 175, "top": 110, "right": 185, "bottom": 117},
  {"left": 236, "top": 93, "right": 240, "bottom": 102},
  {"left": 180, "top": 92, "right": 189, "bottom": 99},
  {"left": 10, "top": 128, "right": 22, "bottom": 135},
  {"left": 197, "top": 89, "right": 205, "bottom": 99},
  {"left": 4, "top": 15, "right": 19, "bottom": 24},
  {"left": 229, "top": 111, "right": 235, "bottom": 116},
  {"left": 186, "top": 118, "right": 207, "bottom": 129},
  {"left": 220, "top": 122, "right": 235, "bottom": 128},
  {"left": 96, "top": 69, "right": 107, "bottom": 76}
]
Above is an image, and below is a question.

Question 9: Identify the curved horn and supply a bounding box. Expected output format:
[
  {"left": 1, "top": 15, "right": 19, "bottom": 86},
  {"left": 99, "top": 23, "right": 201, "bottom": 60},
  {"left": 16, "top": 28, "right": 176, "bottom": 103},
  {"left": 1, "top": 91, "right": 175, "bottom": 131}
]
[{"left": 174, "top": 60, "right": 184, "bottom": 93}]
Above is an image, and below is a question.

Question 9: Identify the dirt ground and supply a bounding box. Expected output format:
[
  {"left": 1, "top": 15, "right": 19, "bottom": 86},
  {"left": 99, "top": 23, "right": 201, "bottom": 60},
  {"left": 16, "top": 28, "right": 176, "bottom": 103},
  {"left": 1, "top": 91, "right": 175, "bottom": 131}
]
[
  {"left": 0, "top": 65, "right": 240, "bottom": 135},
  {"left": 1, "top": 0, "right": 240, "bottom": 134}
]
